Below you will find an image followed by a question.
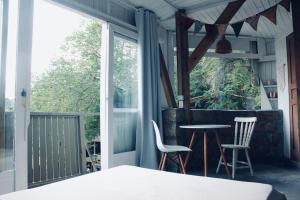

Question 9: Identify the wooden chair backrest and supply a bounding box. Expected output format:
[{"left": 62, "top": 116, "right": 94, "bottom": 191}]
[{"left": 234, "top": 117, "right": 257, "bottom": 147}]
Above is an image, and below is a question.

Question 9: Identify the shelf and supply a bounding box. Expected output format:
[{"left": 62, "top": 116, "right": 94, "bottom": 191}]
[
  {"left": 268, "top": 98, "right": 278, "bottom": 101},
  {"left": 264, "top": 85, "right": 277, "bottom": 88},
  {"left": 259, "top": 55, "right": 276, "bottom": 62}
]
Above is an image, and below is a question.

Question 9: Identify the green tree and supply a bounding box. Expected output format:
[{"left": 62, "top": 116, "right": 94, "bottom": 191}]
[
  {"left": 31, "top": 21, "right": 102, "bottom": 140},
  {"left": 190, "top": 57, "right": 260, "bottom": 110}
]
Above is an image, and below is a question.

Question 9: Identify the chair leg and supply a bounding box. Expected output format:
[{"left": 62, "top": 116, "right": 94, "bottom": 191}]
[
  {"left": 245, "top": 149, "right": 254, "bottom": 176},
  {"left": 161, "top": 153, "right": 167, "bottom": 171},
  {"left": 158, "top": 153, "right": 165, "bottom": 170},
  {"left": 216, "top": 148, "right": 225, "bottom": 174},
  {"left": 232, "top": 149, "right": 238, "bottom": 179},
  {"left": 175, "top": 153, "right": 182, "bottom": 173},
  {"left": 178, "top": 153, "right": 186, "bottom": 174}
]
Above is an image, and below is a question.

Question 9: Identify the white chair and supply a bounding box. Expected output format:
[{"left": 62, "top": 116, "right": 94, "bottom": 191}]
[
  {"left": 152, "top": 120, "right": 191, "bottom": 174},
  {"left": 216, "top": 117, "right": 257, "bottom": 179}
]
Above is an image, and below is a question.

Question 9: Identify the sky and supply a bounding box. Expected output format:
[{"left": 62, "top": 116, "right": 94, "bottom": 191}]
[{"left": 5, "top": 0, "right": 92, "bottom": 99}]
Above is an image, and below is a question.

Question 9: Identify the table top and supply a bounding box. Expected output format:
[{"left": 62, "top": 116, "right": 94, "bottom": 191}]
[{"left": 179, "top": 124, "right": 231, "bottom": 129}]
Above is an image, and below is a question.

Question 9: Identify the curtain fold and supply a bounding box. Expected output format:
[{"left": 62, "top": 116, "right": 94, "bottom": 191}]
[{"left": 135, "top": 8, "right": 162, "bottom": 169}]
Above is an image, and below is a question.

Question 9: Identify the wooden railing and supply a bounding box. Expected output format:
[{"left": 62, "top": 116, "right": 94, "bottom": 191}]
[{"left": 27, "top": 113, "right": 86, "bottom": 188}]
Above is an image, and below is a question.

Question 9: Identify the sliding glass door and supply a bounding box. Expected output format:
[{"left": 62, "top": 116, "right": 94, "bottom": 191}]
[
  {"left": 0, "top": 0, "right": 16, "bottom": 194},
  {"left": 101, "top": 24, "right": 138, "bottom": 169}
]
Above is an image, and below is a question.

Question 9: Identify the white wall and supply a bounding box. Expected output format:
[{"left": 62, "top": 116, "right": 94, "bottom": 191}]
[{"left": 275, "top": 28, "right": 293, "bottom": 158}]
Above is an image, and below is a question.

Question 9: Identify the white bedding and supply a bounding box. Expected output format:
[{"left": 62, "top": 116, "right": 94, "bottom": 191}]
[{"left": 0, "top": 166, "right": 286, "bottom": 200}]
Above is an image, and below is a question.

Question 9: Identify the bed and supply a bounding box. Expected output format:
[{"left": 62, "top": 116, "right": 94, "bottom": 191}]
[{"left": 0, "top": 166, "right": 286, "bottom": 200}]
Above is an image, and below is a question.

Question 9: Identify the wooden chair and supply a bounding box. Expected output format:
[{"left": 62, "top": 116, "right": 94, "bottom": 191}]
[
  {"left": 216, "top": 117, "right": 257, "bottom": 179},
  {"left": 152, "top": 120, "right": 191, "bottom": 174}
]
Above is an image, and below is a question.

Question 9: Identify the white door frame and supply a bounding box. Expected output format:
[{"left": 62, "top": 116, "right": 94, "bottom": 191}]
[
  {"left": 14, "top": 0, "right": 34, "bottom": 190},
  {"left": 101, "top": 23, "right": 138, "bottom": 169}
]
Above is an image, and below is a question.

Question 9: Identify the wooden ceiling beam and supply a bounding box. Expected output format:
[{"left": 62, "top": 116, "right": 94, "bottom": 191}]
[
  {"left": 188, "top": 0, "right": 246, "bottom": 73},
  {"left": 159, "top": 45, "right": 177, "bottom": 108}
]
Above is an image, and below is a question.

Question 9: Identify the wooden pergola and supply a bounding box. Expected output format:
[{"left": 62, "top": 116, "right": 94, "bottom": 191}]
[{"left": 159, "top": 0, "right": 300, "bottom": 162}]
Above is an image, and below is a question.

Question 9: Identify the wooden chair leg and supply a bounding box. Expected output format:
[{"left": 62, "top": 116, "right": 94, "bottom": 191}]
[
  {"left": 216, "top": 148, "right": 227, "bottom": 174},
  {"left": 184, "top": 131, "right": 196, "bottom": 168},
  {"left": 161, "top": 153, "right": 167, "bottom": 171},
  {"left": 245, "top": 149, "right": 254, "bottom": 176},
  {"left": 232, "top": 149, "right": 238, "bottom": 179},
  {"left": 178, "top": 153, "right": 186, "bottom": 174},
  {"left": 175, "top": 153, "right": 183, "bottom": 173},
  {"left": 158, "top": 153, "right": 165, "bottom": 170}
]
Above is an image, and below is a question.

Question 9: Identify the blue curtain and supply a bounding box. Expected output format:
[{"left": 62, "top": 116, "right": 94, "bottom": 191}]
[{"left": 135, "top": 8, "right": 162, "bottom": 169}]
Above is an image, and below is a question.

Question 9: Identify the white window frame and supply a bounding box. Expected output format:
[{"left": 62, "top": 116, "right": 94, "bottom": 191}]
[{"left": 14, "top": 0, "right": 34, "bottom": 190}]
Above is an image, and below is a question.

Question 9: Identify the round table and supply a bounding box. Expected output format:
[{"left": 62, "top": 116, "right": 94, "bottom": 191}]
[{"left": 180, "top": 124, "right": 231, "bottom": 177}]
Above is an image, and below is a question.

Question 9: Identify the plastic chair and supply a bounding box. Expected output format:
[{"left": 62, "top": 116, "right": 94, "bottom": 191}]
[{"left": 152, "top": 120, "right": 191, "bottom": 174}]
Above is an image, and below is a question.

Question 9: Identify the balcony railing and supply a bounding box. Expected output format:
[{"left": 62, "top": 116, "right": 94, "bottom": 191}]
[{"left": 27, "top": 113, "right": 86, "bottom": 188}]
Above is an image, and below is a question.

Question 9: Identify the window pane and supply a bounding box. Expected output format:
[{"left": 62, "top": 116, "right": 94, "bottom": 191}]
[
  {"left": 1, "top": 0, "right": 17, "bottom": 172},
  {"left": 112, "top": 34, "right": 138, "bottom": 154}
]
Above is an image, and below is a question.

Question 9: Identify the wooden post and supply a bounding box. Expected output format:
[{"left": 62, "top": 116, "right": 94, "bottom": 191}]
[
  {"left": 175, "top": 10, "right": 192, "bottom": 117},
  {"left": 159, "top": 45, "right": 177, "bottom": 108},
  {"left": 289, "top": 0, "right": 300, "bottom": 162}
]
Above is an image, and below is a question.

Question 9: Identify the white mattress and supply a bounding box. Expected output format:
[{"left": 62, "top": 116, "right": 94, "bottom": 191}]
[{"left": 0, "top": 166, "right": 286, "bottom": 200}]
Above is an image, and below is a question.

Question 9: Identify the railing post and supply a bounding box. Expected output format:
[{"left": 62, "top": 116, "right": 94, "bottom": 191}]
[{"left": 79, "top": 113, "right": 86, "bottom": 174}]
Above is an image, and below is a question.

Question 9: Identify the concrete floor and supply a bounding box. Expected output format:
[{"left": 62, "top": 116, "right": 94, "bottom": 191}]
[{"left": 188, "top": 163, "right": 300, "bottom": 200}]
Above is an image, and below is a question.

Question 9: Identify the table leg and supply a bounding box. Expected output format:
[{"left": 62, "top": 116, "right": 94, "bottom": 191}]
[
  {"left": 204, "top": 131, "right": 208, "bottom": 176},
  {"left": 184, "top": 131, "right": 196, "bottom": 168},
  {"left": 214, "top": 132, "right": 231, "bottom": 177}
]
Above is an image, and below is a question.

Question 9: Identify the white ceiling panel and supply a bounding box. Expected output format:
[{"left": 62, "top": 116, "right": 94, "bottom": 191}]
[{"left": 126, "top": 0, "right": 292, "bottom": 38}]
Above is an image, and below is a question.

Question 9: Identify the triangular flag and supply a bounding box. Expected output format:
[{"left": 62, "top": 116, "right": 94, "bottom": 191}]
[
  {"left": 231, "top": 21, "right": 244, "bottom": 37},
  {"left": 279, "top": 0, "right": 290, "bottom": 12},
  {"left": 261, "top": 6, "right": 277, "bottom": 25},
  {"left": 182, "top": 14, "right": 194, "bottom": 29},
  {"left": 194, "top": 20, "right": 204, "bottom": 33},
  {"left": 246, "top": 15, "right": 260, "bottom": 31}
]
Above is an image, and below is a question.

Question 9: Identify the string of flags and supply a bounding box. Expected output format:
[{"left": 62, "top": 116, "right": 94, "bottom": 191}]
[{"left": 191, "top": 0, "right": 290, "bottom": 37}]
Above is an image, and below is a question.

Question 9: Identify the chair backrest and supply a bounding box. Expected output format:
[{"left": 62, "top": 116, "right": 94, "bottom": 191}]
[
  {"left": 152, "top": 120, "right": 165, "bottom": 152},
  {"left": 234, "top": 117, "right": 257, "bottom": 147}
]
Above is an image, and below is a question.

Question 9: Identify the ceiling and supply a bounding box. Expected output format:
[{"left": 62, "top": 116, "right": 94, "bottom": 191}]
[{"left": 126, "top": 0, "right": 292, "bottom": 38}]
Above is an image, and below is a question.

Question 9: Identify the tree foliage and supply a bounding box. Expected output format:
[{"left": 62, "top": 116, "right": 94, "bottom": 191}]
[
  {"left": 190, "top": 57, "right": 260, "bottom": 110},
  {"left": 31, "top": 21, "right": 102, "bottom": 140}
]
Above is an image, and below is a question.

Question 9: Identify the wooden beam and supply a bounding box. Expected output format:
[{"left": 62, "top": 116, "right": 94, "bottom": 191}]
[
  {"left": 188, "top": 25, "right": 219, "bottom": 73},
  {"left": 159, "top": 45, "right": 177, "bottom": 108},
  {"left": 176, "top": 10, "right": 191, "bottom": 111},
  {"left": 188, "top": 0, "right": 246, "bottom": 73},
  {"left": 289, "top": 0, "right": 300, "bottom": 162}
]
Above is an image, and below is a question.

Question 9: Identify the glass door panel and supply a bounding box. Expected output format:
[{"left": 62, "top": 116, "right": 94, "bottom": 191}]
[
  {"left": 112, "top": 34, "right": 138, "bottom": 155},
  {"left": 0, "top": 0, "right": 16, "bottom": 194},
  {"left": 101, "top": 24, "right": 138, "bottom": 168}
]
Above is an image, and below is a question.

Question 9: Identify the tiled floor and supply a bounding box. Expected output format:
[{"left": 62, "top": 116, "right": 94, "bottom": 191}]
[{"left": 188, "top": 163, "right": 300, "bottom": 200}]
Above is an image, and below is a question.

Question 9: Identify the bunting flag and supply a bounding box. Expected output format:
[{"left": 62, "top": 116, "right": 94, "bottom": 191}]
[
  {"left": 245, "top": 15, "right": 260, "bottom": 31},
  {"left": 194, "top": 20, "right": 204, "bottom": 33},
  {"left": 261, "top": 6, "right": 277, "bottom": 25},
  {"left": 279, "top": 0, "right": 291, "bottom": 12},
  {"left": 176, "top": 0, "right": 289, "bottom": 38},
  {"left": 231, "top": 21, "right": 244, "bottom": 37}
]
